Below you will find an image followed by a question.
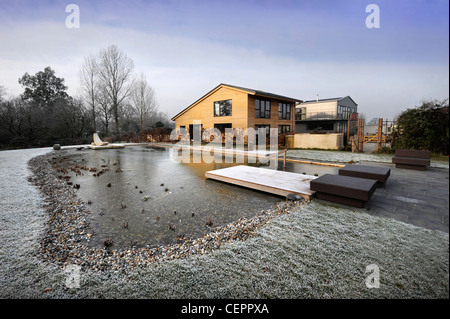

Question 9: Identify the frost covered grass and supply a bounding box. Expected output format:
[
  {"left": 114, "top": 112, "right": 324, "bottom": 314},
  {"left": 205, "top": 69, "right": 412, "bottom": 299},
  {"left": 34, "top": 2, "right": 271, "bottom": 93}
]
[
  {"left": 1, "top": 147, "right": 448, "bottom": 299},
  {"left": 2, "top": 200, "right": 448, "bottom": 298},
  {"left": 287, "top": 149, "right": 393, "bottom": 164},
  {"left": 114, "top": 201, "right": 448, "bottom": 299},
  {"left": 287, "top": 149, "right": 449, "bottom": 169}
]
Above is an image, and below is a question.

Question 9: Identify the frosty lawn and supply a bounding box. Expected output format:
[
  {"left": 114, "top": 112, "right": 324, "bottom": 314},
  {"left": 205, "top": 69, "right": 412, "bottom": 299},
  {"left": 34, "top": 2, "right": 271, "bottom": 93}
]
[
  {"left": 116, "top": 202, "right": 448, "bottom": 299},
  {"left": 0, "top": 147, "right": 448, "bottom": 298},
  {"left": 287, "top": 149, "right": 449, "bottom": 169}
]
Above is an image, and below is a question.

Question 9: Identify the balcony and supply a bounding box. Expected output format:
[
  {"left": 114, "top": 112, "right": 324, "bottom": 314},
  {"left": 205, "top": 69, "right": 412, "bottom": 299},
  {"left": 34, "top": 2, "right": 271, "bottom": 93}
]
[{"left": 295, "top": 111, "right": 358, "bottom": 121}]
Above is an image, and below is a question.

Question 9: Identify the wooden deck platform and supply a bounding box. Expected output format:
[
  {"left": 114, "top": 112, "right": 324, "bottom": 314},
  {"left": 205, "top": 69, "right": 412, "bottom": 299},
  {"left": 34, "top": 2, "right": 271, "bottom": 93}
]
[{"left": 205, "top": 165, "right": 317, "bottom": 200}]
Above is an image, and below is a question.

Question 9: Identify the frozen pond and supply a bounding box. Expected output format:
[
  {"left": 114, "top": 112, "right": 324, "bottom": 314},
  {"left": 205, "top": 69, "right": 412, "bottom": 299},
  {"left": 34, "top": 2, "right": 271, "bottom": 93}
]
[{"left": 54, "top": 146, "right": 339, "bottom": 249}]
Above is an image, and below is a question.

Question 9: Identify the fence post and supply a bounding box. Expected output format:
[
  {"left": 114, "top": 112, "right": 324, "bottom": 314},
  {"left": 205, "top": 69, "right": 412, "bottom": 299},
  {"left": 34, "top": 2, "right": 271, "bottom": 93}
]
[
  {"left": 358, "top": 118, "right": 365, "bottom": 152},
  {"left": 376, "top": 118, "right": 382, "bottom": 151}
]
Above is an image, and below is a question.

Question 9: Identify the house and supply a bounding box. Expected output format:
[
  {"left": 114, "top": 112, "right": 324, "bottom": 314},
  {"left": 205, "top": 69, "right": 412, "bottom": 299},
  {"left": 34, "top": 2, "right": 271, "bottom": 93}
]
[
  {"left": 171, "top": 83, "right": 301, "bottom": 139},
  {"left": 295, "top": 96, "right": 358, "bottom": 135}
]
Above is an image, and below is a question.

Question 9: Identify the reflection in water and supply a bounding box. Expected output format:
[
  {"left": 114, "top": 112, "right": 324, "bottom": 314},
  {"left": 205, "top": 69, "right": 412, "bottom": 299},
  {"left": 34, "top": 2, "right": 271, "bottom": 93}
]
[{"left": 60, "top": 146, "right": 338, "bottom": 249}]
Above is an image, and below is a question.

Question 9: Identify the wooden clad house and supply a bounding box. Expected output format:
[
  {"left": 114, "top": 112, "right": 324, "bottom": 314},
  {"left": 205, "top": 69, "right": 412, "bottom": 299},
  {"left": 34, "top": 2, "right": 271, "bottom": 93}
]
[
  {"left": 295, "top": 96, "right": 358, "bottom": 134},
  {"left": 171, "top": 83, "right": 301, "bottom": 139}
]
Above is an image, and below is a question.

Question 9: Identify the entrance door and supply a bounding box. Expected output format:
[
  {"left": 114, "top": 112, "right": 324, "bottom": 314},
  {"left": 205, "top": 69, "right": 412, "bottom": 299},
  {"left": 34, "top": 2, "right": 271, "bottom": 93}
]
[
  {"left": 214, "top": 123, "right": 232, "bottom": 143},
  {"left": 214, "top": 123, "right": 232, "bottom": 134}
]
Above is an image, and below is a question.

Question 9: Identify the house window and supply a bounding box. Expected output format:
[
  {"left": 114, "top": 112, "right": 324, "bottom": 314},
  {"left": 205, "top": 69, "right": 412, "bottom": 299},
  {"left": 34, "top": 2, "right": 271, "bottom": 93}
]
[
  {"left": 214, "top": 99, "right": 232, "bottom": 117},
  {"left": 336, "top": 122, "right": 347, "bottom": 134},
  {"left": 278, "top": 103, "right": 291, "bottom": 120},
  {"left": 255, "top": 98, "right": 271, "bottom": 119},
  {"left": 338, "top": 106, "right": 351, "bottom": 120},
  {"left": 278, "top": 125, "right": 291, "bottom": 134},
  {"left": 296, "top": 107, "right": 306, "bottom": 120}
]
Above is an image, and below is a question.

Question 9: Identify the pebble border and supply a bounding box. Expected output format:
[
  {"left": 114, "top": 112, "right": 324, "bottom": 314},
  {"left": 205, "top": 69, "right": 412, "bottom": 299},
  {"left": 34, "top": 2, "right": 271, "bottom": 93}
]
[{"left": 28, "top": 149, "right": 308, "bottom": 272}]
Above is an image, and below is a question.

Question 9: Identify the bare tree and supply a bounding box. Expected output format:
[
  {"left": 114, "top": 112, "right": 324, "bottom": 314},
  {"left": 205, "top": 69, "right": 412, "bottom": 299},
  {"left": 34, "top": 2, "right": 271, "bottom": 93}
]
[
  {"left": 120, "top": 101, "right": 139, "bottom": 133},
  {"left": 96, "top": 45, "right": 134, "bottom": 134},
  {"left": 0, "top": 97, "right": 25, "bottom": 138},
  {"left": 358, "top": 112, "right": 366, "bottom": 121},
  {"left": 55, "top": 97, "right": 90, "bottom": 138},
  {"left": 130, "top": 73, "right": 156, "bottom": 137},
  {"left": 97, "top": 83, "right": 113, "bottom": 134},
  {"left": 0, "top": 85, "right": 6, "bottom": 103},
  {"left": 79, "top": 54, "right": 99, "bottom": 131}
]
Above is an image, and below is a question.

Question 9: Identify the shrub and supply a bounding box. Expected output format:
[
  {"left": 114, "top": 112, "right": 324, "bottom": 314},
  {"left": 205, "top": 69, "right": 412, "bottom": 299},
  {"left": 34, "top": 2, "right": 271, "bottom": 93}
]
[{"left": 393, "top": 99, "right": 449, "bottom": 155}]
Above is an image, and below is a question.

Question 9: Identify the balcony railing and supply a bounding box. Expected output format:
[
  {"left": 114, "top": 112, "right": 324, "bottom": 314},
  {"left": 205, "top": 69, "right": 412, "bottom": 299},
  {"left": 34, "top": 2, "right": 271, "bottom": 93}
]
[{"left": 295, "top": 112, "right": 357, "bottom": 121}]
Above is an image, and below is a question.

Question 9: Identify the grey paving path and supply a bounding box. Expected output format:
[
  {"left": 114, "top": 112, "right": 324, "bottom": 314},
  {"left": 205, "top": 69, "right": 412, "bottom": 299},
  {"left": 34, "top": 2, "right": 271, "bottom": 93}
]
[{"left": 362, "top": 161, "right": 449, "bottom": 233}]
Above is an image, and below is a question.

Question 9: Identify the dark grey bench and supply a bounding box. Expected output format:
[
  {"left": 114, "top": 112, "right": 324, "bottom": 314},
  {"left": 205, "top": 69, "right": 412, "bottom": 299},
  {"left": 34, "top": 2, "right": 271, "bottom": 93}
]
[
  {"left": 310, "top": 174, "right": 377, "bottom": 208},
  {"left": 339, "top": 164, "right": 390, "bottom": 187},
  {"left": 392, "top": 149, "right": 430, "bottom": 171}
]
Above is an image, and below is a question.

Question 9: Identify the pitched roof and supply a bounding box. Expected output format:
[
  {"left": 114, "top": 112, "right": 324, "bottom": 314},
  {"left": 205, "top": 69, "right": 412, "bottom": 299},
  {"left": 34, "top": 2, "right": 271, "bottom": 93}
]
[
  {"left": 221, "top": 83, "right": 302, "bottom": 102},
  {"left": 171, "top": 83, "right": 302, "bottom": 121},
  {"left": 303, "top": 97, "right": 342, "bottom": 103},
  {"left": 302, "top": 96, "right": 358, "bottom": 106}
]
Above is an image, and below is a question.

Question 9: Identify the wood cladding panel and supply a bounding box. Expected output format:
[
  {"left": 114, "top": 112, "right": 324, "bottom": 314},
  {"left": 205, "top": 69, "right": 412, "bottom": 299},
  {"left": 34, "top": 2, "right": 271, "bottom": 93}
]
[
  {"left": 175, "top": 85, "right": 296, "bottom": 132},
  {"left": 247, "top": 96, "right": 295, "bottom": 130},
  {"left": 300, "top": 101, "right": 338, "bottom": 114},
  {"left": 175, "top": 86, "right": 249, "bottom": 129}
]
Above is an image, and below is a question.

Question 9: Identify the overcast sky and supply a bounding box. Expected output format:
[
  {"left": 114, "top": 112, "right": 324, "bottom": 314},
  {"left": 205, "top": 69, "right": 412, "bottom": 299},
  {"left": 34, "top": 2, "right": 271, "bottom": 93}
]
[{"left": 0, "top": 0, "right": 448, "bottom": 120}]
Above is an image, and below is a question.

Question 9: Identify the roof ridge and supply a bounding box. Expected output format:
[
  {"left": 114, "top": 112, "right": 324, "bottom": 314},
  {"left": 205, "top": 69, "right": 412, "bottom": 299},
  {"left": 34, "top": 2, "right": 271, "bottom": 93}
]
[{"left": 171, "top": 83, "right": 301, "bottom": 120}]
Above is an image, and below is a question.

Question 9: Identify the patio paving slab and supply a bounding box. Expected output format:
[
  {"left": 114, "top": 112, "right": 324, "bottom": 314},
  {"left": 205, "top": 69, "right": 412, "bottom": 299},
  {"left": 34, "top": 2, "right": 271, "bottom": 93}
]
[{"left": 323, "top": 161, "right": 449, "bottom": 233}]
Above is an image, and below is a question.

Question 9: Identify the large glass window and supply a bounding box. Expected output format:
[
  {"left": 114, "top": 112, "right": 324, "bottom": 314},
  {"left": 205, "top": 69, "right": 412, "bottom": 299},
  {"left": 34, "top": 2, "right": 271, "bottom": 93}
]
[
  {"left": 307, "top": 121, "right": 334, "bottom": 131},
  {"left": 336, "top": 122, "right": 348, "bottom": 134},
  {"left": 214, "top": 99, "right": 232, "bottom": 117},
  {"left": 255, "top": 98, "right": 271, "bottom": 119},
  {"left": 338, "top": 106, "right": 351, "bottom": 119},
  {"left": 278, "top": 103, "right": 291, "bottom": 120}
]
